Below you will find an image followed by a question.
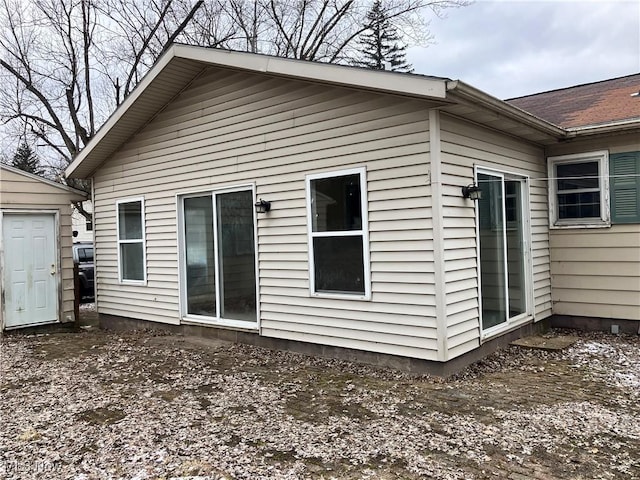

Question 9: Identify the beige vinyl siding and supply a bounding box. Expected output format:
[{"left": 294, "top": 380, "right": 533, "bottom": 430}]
[
  {"left": 547, "top": 136, "right": 640, "bottom": 321},
  {"left": 550, "top": 225, "right": 640, "bottom": 320},
  {"left": 439, "top": 114, "right": 551, "bottom": 359},
  {"left": 92, "top": 67, "right": 439, "bottom": 359},
  {"left": 0, "top": 168, "right": 84, "bottom": 324}
]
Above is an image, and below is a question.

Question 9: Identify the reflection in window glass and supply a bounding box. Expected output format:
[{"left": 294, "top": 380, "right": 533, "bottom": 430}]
[
  {"left": 184, "top": 195, "right": 216, "bottom": 317},
  {"left": 311, "top": 174, "right": 361, "bottom": 232},
  {"left": 120, "top": 242, "right": 144, "bottom": 281},
  {"left": 313, "top": 236, "right": 364, "bottom": 294},
  {"left": 554, "top": 160, "right": 602, "bottom": 220},
  {"left": 118, "top": 201, "right": 142, "bottom": 240},
  {"left": 217, "top": 190, "right": 256, "bottom": 322},
  {"left": 78, "top": 248, "right": 94, "bottom": 262}
]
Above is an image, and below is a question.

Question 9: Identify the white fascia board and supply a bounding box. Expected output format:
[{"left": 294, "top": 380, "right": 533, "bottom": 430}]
[
  {"left": 174, "top": 45, "right": 448, "bottom": 100},
  {"left": 447, "top": 80, "right": 567, "bottom": 138}
]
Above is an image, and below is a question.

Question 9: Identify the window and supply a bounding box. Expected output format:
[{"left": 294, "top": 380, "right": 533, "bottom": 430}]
[
  {"left": 548, "top": 151, "right": 610, "bottom": 227},
  {"left": 116, "top": 198, "right": 146, "bottom": 282},
  {"left": 306, "top": 168, "right": 370, "bottom": 298},
  {"left": 77, "top": 247, "right": 93, "bottom": 263},
  {"left": 86, "top": 220, "right": 93, "bottom": 231}
]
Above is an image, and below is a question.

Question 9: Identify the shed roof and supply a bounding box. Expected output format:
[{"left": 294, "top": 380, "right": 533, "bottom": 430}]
[
  {"left": 1, "top": 163, "right": 88, "bottom": 199},
  {"left": 507, "top": 73, "right": 640, "bottom": 129}
]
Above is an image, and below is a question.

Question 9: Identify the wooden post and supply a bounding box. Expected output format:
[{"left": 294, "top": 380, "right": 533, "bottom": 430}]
[{"left": 73, "top": 263, "right": 80, "bottom": 328}]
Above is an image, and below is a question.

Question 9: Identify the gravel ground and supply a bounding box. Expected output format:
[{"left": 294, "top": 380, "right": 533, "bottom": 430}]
[{"left": 0, "top": 323, "right": 638, "bottom": 480}]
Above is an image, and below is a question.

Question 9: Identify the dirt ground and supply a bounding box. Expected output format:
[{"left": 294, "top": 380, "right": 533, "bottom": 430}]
[{"left": 0, "top": 311, "right": 638, "bottom": 480}]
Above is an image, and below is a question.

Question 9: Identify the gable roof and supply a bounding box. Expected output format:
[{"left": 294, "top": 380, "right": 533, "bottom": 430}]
[
  {"left": 507, "top": 73, "right": 640, "bottom": 129},
  {"left": 1, "top": 163, "right": 88, "bottom": 197},
  {"left": 66, "top": 45, "right": 569, "bottom": 179}
]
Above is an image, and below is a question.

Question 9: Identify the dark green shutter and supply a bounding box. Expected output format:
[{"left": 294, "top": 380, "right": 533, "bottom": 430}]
[{"left": 610, "top": 151, "right": 640, "bottom": 224}]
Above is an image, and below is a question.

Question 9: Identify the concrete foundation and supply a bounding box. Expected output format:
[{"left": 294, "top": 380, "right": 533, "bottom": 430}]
[
  {"left": 551, "top": 315, "right": 640, "bottom": 335},
  {"left": 99, "top": 313, "right": 550, "bottom": 377}
]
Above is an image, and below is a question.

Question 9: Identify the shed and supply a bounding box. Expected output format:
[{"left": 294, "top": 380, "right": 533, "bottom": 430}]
[
  {"left": 65, "top": 45, "right": 640, "bottom": 373},
  {"left": 1, "top": 164, "right": 87, "bottom": 329}
]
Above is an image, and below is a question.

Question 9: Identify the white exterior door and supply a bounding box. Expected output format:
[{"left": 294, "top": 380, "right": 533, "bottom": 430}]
[{"left": 2, "top": 213, "right": 58, "bottom": 328}]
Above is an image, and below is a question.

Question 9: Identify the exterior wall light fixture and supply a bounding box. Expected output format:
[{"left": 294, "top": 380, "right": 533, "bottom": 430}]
[
  {"left": 255, "top": 199, "right": 271, "bottom": 213},
  {"left": 462, "top": 184, "right": 482, "bottom": 200}
]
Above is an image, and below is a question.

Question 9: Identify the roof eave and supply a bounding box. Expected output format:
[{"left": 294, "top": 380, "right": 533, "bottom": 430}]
[
  {"left": 66, "top": 45, "right": 450, "bottom": 179},
  {"left": 65, "top": 44, "right": 180, "bottom": 179},
  {"left": 566, "top": 118, "right": 640, "bottom": 137},
  {"left": 446, "top": 80, "right": 567, "bottom": 139},
  {"left": 176, "top": 44, "right": 449, "bottom": 99}
]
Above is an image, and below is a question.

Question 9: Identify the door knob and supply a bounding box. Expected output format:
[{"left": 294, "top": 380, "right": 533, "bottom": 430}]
[{"left": 50, "top": 264, "right": 56, "bottom": 275}]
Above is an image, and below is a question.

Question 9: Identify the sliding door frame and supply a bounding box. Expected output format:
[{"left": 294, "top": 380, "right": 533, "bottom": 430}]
[
  {"left": 474, "top": 166, "right": 534, "bottom": 340},
  {"left": 176, "top": 183, "right": 259, "bottom": 331}
]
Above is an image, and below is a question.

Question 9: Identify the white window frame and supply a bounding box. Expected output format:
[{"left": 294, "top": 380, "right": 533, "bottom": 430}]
[
  {"left": 547, "top": 151, "right": 610, "bottom": 228},
  {"left": 116, "top": 197, "right": 147, "bottom": 284},
  {"left": 305, "top": 167, "right": 371, "bottom": 300}
]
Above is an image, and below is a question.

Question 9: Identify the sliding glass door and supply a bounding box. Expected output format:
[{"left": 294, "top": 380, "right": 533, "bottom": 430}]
[
  {"left": 477, "top": 170, "right": 529, "bottom": 332},
  {"left": 181, "top": 188, "right": 257, "bottom": 325}
]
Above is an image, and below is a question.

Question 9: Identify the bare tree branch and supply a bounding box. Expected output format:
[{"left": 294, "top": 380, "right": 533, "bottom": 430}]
[
  {"left": 123, "top": 0, "right": 174, "bottom": 96},
  {"left": 0, "top": 58, "right": 78, "bottom": 155}
]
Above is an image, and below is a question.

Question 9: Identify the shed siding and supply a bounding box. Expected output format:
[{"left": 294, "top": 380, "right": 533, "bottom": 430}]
[
  {"left": 547, "top": 136, "right": 640, "bottom": 321},
  {"left": 439, "top": 114, "right": 551, "bottom": 358},
  {"left": 92, "top": 68, "right": 439, "bottom": 359},
  {"left": 0, "top": 168, "right": 81, "bottom": 324}
]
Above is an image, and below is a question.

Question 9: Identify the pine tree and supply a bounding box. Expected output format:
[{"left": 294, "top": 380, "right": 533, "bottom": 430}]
[
  {"left": 357, "top": 1, "right": 413, "bottom": 73},
  {"left": 11, "top": 142, "right": 44, "bottom": 176}
]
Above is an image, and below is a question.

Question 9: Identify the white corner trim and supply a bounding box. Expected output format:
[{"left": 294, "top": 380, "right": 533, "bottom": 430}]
[{"left": 429, "top": 109, "right": 448, "bottom": 362}]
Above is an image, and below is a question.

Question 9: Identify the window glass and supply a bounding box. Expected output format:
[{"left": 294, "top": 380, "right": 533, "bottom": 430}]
[
  {"left": 120, "top": 242, "right": 144, "bottom": 281},
  {"left": 311, "top": 174, "right": 362, "bottom": 232},
  {"left": 217, "top": 190, "right": 256, "bottom": 321},
  {"left": 184, "top": 195, "right": 216, "bottom": 316},
  {"left": 78, "top": 247, "right": 94, "bottom": 262},
  {"left": 556, "top": 162, "right": 599, "bottom": 191},
  {"left": 313, "top": 236, "right": 364, "bottom": 294},
  {"left": 118, "top": 201, "right": 142, "bottom": 240},
  {"left": 557, "top": 191, "right": 600, "bottom": 219}
]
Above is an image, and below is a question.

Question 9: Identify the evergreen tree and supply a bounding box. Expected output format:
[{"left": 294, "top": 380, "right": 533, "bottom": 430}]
[
  {"left": 356, "top": 1, "right": 413, "bottom": 73},
  {"left": 11, "top": 142, "right": 44, "bottom": 176}
]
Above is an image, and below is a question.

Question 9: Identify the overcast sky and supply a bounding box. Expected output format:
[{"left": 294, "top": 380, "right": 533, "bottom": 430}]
[{"left": 407, "top": 0, "right": 640, "bottom": 99}]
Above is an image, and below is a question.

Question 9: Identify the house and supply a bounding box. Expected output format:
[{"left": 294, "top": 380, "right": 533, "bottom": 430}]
[
  {"left": 72, "top": 200, "right": 94, "bottom": 242},
  {"left": 508, "top": 74, "right": 640, "bottom": 332},
  {"left": 65, "top": 45, "right": 640, "bottom": 373},
  {"left": 1, "top": 164, "right": 87, "bottom": 330}
]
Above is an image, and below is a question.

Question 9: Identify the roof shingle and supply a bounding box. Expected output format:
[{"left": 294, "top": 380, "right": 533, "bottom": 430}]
[{"left": 507, "top": 74, "right": 640, "bottom": 129}]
